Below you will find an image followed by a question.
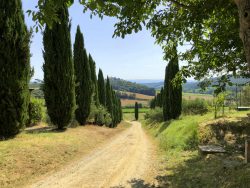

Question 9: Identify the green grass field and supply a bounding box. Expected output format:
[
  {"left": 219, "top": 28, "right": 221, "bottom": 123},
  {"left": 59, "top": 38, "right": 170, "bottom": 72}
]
[
  {"left": 122, "top": 108, "right": 150, "bottom": 113},
  {"left": 142, "top": 110, "right": 250, "bottom": 187}
]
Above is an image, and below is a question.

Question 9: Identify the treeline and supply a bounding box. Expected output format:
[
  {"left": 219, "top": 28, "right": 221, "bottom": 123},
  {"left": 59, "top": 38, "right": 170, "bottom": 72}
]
[
  {"left": 0, "top": 2, "right": 122, "bottom": 138},
  {"left": 110, "top": 77, "right": 156, "bottom": 96},
  {"left": 115, "top": 91, "right": 136, "bottom": 100}
]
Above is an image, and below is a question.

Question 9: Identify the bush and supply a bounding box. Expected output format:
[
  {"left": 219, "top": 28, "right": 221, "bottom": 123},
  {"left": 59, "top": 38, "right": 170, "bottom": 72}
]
[
  {"left": 28, "top": 98, "right": 45, "bottom": 126},
  {"left": 88, "top": 104, "right": 112, "bottom": 126},
  {"left": 182, "top": 98, "right": 209, "bottom": 115},
  {"left": 144, "top": 107, "right": 164, "bottom": 122}
]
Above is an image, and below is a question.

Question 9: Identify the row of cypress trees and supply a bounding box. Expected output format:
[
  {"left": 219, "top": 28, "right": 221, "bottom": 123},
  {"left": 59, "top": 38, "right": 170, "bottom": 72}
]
[
  {"left": 150, "top": 47, "right": 182, "bottom": 121},
  {"left": 43, "top": 5, "right": 122, "bottom": 129},
  {"left": 0, "top": 2, "right": 122, "bottom": 137}
]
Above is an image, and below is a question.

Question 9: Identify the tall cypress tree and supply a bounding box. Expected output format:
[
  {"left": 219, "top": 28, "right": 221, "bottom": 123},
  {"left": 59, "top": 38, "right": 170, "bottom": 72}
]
[
  {"left": 0, "top": 0, "right": 31, "bottom": 137},
  {"left": 171, "top": 48, "right": 182, "bottom": 119},
  {"left": 135, "top": 102, "right": 139, "bottom": 121},
  {"left": 163, "top": 47, "right": 182, "bottom": 121},
  {"left": 43, "top": 5, "right": 75, "bottom": 129},
  {"left": 106, "top": 77, "right": 113, "bottom": 127},
  {"left": 118, "top": 99, "right": 123, "bottom": 122},
  {"left": 98, "top": 69, "right": 106, "bottom": 107},
  {"left": 73, "top": 26, "right": 92, "bottom": 125},
  {"left": 163, "top": 64, "right": 171, "bottom": 121},
  {"left": 89, "top": 54, "right": 99, "bottom": 106}
]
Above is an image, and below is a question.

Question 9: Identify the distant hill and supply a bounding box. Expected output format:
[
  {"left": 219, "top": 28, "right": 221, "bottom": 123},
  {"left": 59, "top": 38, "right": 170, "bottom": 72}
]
[
  {"left": 139, "top": 77, "right": 250, "bottom": 95},
  {"left": 109, "top": 77, "right": 156, "bottom": 96}
]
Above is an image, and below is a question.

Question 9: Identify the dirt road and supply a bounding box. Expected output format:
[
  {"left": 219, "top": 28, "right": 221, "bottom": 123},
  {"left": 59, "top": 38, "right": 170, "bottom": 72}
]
[{"left": 29, "top": 121, "right": 159, "bottom": 188}]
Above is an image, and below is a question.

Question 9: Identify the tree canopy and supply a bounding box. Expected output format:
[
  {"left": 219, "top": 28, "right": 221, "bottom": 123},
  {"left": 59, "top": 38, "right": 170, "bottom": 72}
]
[{"left": 30, "top": 0, "right": 250, "bottom": 85}]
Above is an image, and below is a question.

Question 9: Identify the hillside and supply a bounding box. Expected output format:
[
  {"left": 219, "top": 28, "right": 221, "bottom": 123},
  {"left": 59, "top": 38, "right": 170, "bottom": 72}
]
[
  {"left": 140, "top": 77, "right": 250, "bottom": 95},
  {"left": 110, "top": 77, "right": 155, "bottom": 96}
]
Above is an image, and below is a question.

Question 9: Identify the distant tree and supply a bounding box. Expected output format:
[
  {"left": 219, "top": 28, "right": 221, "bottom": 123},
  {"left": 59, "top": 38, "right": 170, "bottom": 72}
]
[
  {"left": 135, "top": 102, "right": 139, "bottom": 120},
  {"left": 111, "top": 90, "right": 118, "bottom": 126},
  {"left": 163, "top": 46, "right": 182, "bottom": 121},
  {"left": 98, "top": 69, "right": 106, "bottom": 107},
  {"left": 150, "top": 98, "right": 156, "bottom": 109},
  {"left": 106, "top": 77, "right": 113, "bottom": 127},
  {"left": 155, "top": 87, "right": 164, "bottom": 107},
  {"left": 89, "top": 54, "right": 99, "bottom": 106},
  {"left": 118, "top": 99, "right": 123, "bottom": 121},
  {"left": 43, "top": 5, "right": 75, "bottom": 129},
  {"left": 0, "top": 0, "right": 31, "bottom": 137},
  {"left": 73, "top": 26, "right": 92, "bottom": 125}
]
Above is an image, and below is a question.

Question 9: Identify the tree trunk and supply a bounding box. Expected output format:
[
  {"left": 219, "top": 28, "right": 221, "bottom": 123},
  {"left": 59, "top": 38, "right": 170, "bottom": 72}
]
[{"left": 235, "top": 0, "right": 250, "bottom": 68}]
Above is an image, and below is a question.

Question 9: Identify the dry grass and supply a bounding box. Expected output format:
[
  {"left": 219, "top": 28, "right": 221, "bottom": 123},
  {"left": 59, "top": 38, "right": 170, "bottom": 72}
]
[
  {"left": 119, "top": 91, "right": 154, "bottom": 100},
  {"left": 121, "top": 99, "right": 149, "bottom": 107},
  {"left": 183, "top": 93, "right": 213, "bottom": 101},
  {"left": 0, "top": 122, "right": 130, "bottom": 188}
]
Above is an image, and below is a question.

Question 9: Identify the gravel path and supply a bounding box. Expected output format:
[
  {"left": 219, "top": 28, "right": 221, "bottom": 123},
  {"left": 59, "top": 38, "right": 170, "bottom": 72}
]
[{"left": 29, "top": 121, "right": 158, "bottom": 188}]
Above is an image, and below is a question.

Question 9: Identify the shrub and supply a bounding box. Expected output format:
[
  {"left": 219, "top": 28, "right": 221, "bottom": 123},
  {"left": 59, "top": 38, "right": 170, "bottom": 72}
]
[
  {"left": 88, "top": 104, "right": 112, "bottom": 126},
  {"left": 182, "top": 98, "right": 208, "bottom": 115},
  {"left": 28, "top": 98, "right": 45, "bottom": 126},
  {"left": 144, "top": 107, "right": 164, "bottom": 123}
]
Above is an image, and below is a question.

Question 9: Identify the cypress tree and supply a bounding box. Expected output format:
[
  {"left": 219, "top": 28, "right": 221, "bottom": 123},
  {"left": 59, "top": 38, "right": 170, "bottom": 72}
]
[
  {"left": 43, "top": 5, "right": 75, "bottom": 129},
  {"left": 73, "top": 26, "right": 92, "bottom": 125},
  {"left": 89, "top": 54, "right": 99, "bottom": 106},
  {"left": 98, "top": 69, "right": 106, "bottom": 107},
  {"left": 163, "top": 47, "right": 182, "bottom": 121},
  {"left": 0, "top": 0, "right": 31, "bottom": 137},
  {"left": 111, "top": 90, "right": 117, "bottom": 126},
  {"left": 171, "top": 50, "right": 182, "bottom": 119},
  {"left": 106, "top": 77, "right": 113, "bottom": 127},
  {"left": 135, "top": 102, "right": 139, "bottom": 120},
  {"left": 118, "top": 99, "right": 123, "bottom": 122}
]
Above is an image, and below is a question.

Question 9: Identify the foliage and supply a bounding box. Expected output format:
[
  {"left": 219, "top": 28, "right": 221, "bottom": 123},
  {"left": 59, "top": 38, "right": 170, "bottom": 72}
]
[
  {"left": 28, "top": 98, "right": 45, "bottom": 126},
  {"left": 88, "top": 103, "right": 112, "bottom": 126},
  {"left": 182, "top": 98, "right": 209, "bottom": 115},
  {"left": 144, "top": 107, "right": 164, "bottom": 123},
  {"left": 213, "top": 91, "right": 228, "bottom": 118},
  {"left": 241, "top": 85, "right": 250, "bottom": 106},
  {"left": 109, "top": 77, "right": 155, "bottom": 96},
  {"left": 151, "top": 87, "right": 164, "bottom": 109},
  {"left": 0, "top": 0, "right": 31, "bottom": 137},
  {"left": 134, "top": 102, "right": 139, "bottom": 120},
  {"left": 163, "top": 47, "right": 182, "bottom": 121},
  {"left": 43, "top": 5, "right": 75, "bottom": 129},
  {"left": 98, "top": 69, "right": 106, "bottom": 107},
  {"left": 105, "top": 77, "right": 113, "bottom": 127},
  {"left": 115, "top": 91, "right": 136, "bottom": 100},
  {"left": 89, "top": 54, "right": 99, "bottom": 106},
  {"left": 73, "top": 26, "right": 92, "bottom": 125}
]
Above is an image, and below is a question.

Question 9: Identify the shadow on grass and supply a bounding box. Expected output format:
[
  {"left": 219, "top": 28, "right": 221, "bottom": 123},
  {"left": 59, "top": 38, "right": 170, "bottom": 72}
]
[
  {"left": 157, "top": 121, "right": 171, "bottom": 135},
  {"left": 116, "top": 153, "right": 248, "bottom": 187},
  {"left": 25, "top": 126, "right": 67, "bottom": 134}
]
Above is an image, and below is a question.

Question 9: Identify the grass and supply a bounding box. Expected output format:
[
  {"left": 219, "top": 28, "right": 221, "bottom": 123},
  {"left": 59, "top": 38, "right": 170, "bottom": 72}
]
[
  {"left": 123, "top": 113, "right": 146, "bottom": 122},
  {"left": 142, "top": 110, "right": 250, "bottom": 187},
  {"left": 0, "top": 121, "right": 131, "bottom": 188},
  {"left": 122, "top": 108, "right": 150, "bottom": 113}
]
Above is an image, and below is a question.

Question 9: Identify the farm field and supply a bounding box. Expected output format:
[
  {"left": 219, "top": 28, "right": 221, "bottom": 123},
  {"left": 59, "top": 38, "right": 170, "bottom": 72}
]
[
  {"left": 119, "top": 91, "right": 154, "bottom": 107},
  {"left": 121, "top": 99, "right": 150, "bottom": 107},
  {"left": 183, "top": 92, "right": 213, "bottom": 101}
]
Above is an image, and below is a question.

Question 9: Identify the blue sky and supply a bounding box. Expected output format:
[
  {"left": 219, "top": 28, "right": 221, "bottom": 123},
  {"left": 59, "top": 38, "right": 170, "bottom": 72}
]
[{"left": 22, "top": 1, "right": 166, "bottom": 81}]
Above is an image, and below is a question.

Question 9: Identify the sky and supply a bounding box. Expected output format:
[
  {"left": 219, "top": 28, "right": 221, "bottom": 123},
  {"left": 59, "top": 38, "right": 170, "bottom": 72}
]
[{"left": 22, "top": 1, "right": 166, "bottom": 81}]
